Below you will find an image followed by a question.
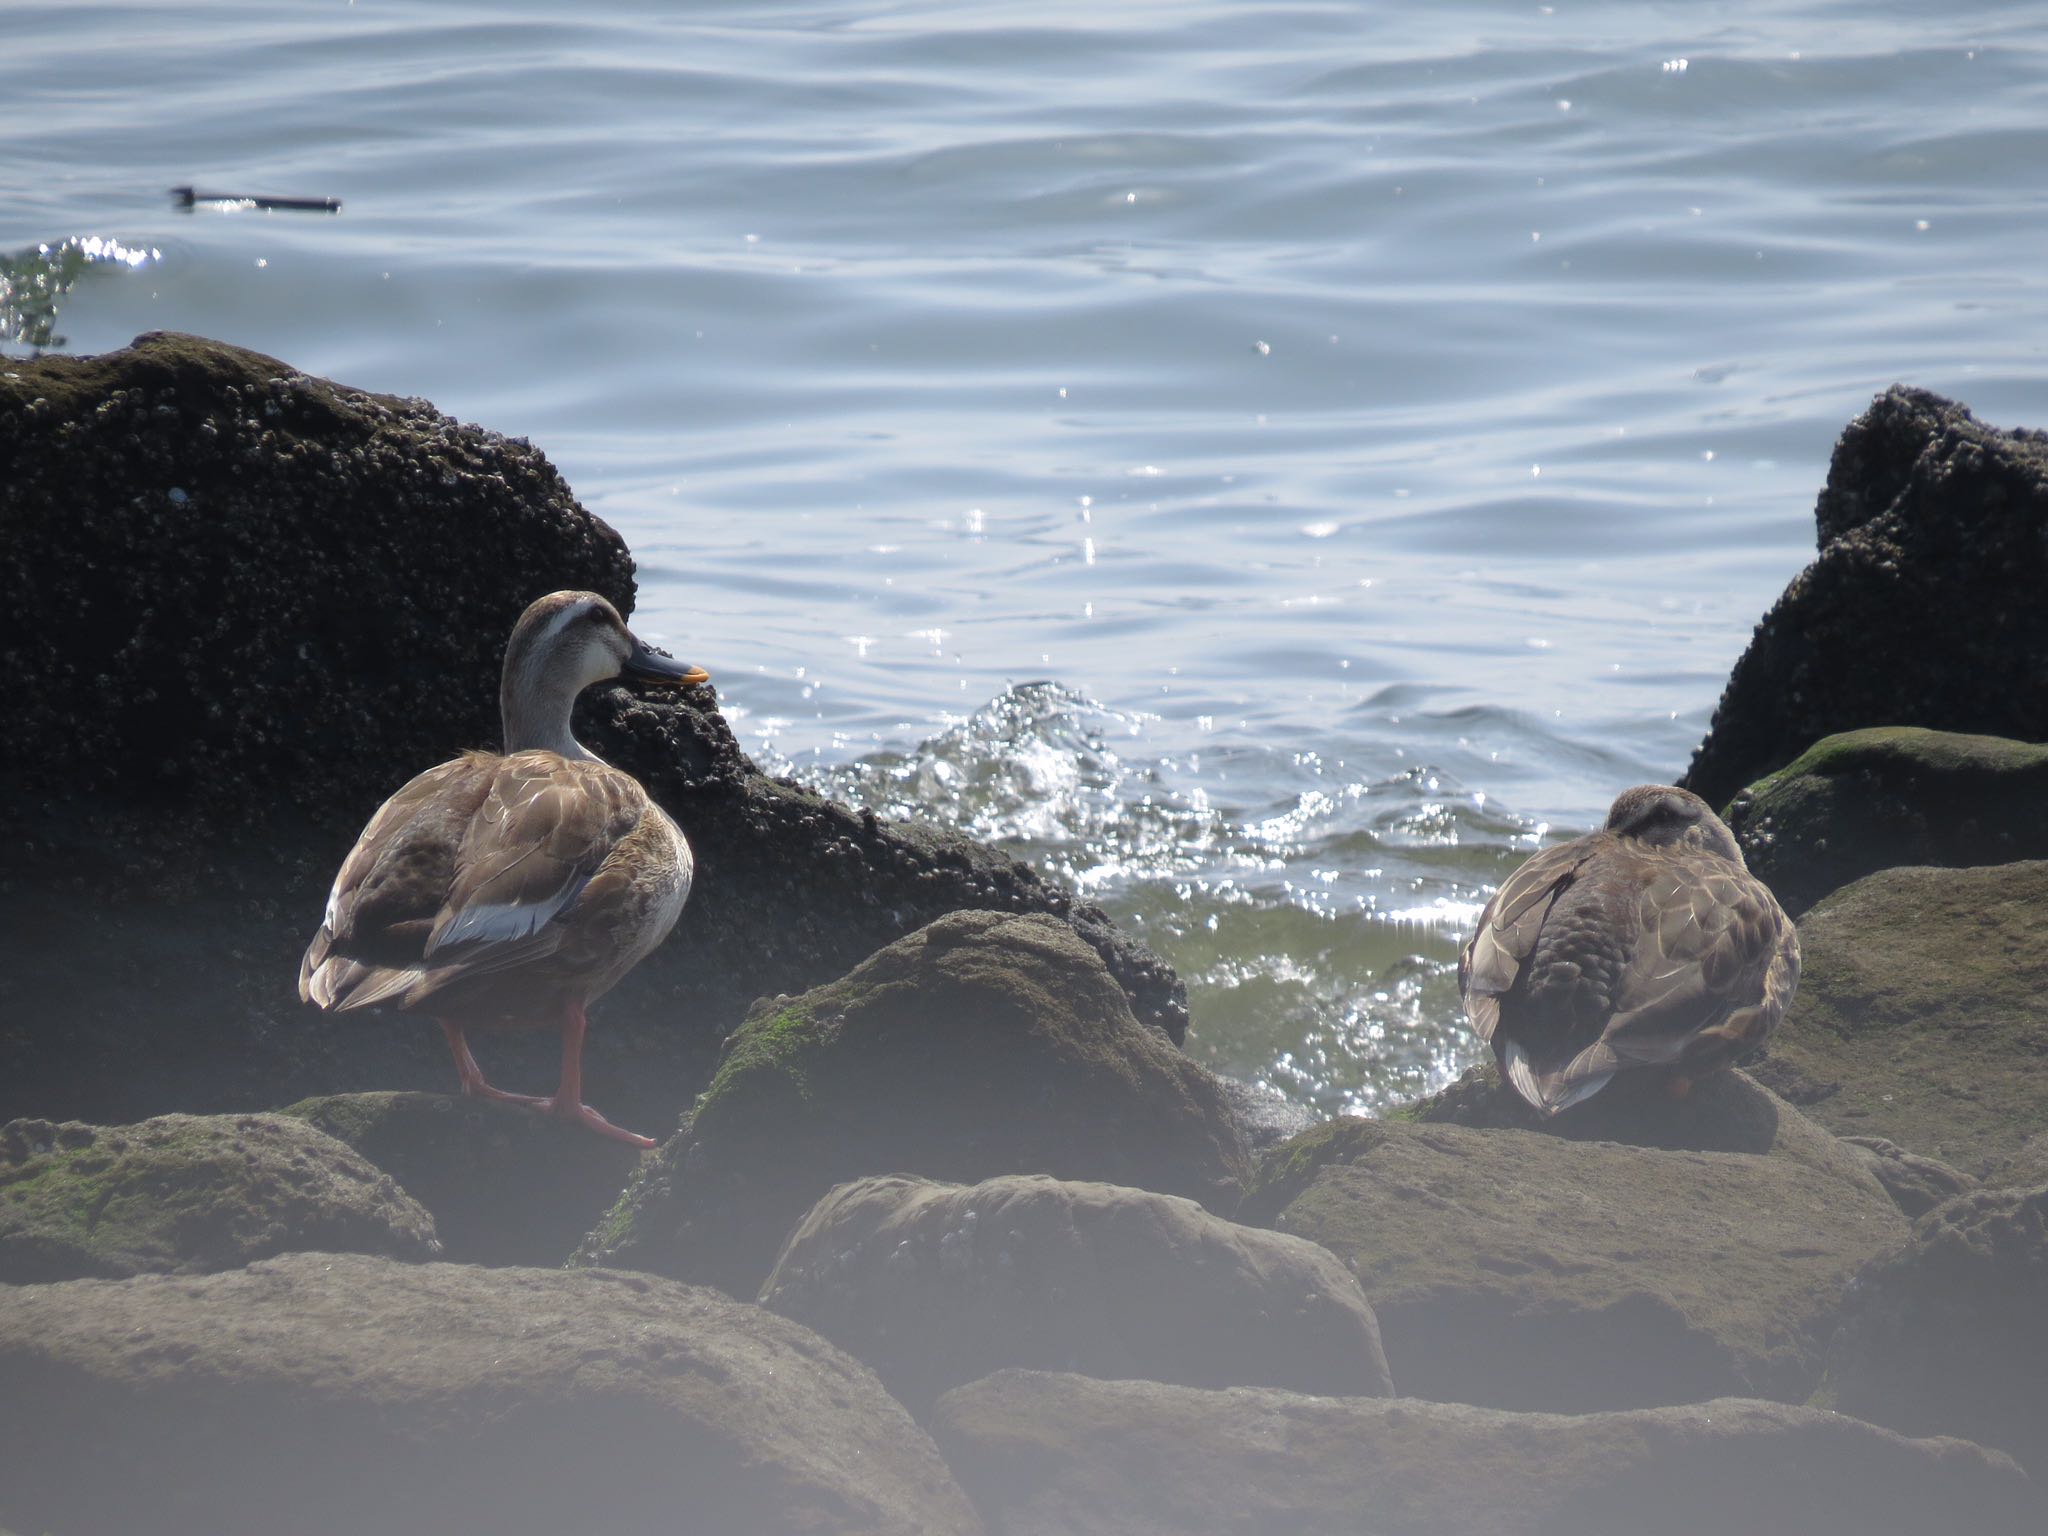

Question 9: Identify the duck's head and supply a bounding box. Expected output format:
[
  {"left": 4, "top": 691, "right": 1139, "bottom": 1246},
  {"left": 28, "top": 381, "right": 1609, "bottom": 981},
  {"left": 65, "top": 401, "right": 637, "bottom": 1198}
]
[
  {"left": 500, "top": 590, "right": 708, "bottom": 757},
  {"left": 1603, "top": 784, "right": 1742, "bottom": 862}
]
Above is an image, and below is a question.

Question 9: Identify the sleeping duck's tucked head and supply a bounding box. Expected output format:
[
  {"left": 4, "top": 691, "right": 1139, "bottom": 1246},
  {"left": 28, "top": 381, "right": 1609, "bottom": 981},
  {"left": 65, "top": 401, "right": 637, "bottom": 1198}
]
[
  {"left": 500, "top": 590, "right": 708, "bottom": 758},
  {"left": 1603, "top": 783, "right": 1742, "bottom": 863}
]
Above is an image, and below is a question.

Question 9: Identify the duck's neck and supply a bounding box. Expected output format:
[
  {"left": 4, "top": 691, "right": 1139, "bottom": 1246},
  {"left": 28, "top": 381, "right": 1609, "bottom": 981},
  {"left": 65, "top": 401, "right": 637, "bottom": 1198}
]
[{"left": 500, "top": 668, "right": 599, "bottom": 762}]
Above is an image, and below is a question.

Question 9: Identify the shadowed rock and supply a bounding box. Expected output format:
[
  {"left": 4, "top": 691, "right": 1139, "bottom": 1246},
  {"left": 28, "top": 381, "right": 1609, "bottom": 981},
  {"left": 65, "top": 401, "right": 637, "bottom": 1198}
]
[
  {"left": 281, "top": 1092, "right": 644, "bottom": 1267},
  {"left": 0, "top": 333, "right": 1181, "bottom": 1134},
  {"left": 1239, "top": 1081, "right": 1903, "bottom": 1412},
  {"left": 0, "top": 1253, "right": 983, "bottom": 1536},
  {"left": 1723, "top": 727, "right": 2048, "bottom": 916},
  {"left": 1829, "top": 1182, "right": 2048, "bottom": 1477},
  {"left": 577, "top": 911, "right": 1248, "bottom": 1298},
  {"left": 1747, "top": 861, "right": 2048, "bottom": 1174},
  {"left": 0, "top": 1113, "right": 437, "bottom": 1283},
  {"left": 1839, "top": 1137, "right": 1978, "bottom": 1220},
  {"left": 1682, "top": 387, "right": 2048, "bottom": 807},
  {"left": 928, "top": 1370, "right": 2034, "bottom": 1536},
  {"left": 760, "top": 1173, "right": 1391, "bottom": 1413}
]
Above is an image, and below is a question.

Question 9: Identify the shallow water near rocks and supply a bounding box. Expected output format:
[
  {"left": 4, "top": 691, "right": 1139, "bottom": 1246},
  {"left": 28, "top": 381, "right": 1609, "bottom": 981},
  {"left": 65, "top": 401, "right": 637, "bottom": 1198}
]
[{"left": 7, "top": 1, "right": 2048, "bottom": 1113}]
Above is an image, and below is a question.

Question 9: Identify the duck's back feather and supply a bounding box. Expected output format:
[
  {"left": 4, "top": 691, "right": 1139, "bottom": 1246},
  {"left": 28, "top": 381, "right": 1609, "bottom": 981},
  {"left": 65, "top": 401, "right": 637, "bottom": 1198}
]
[{"left": 300, "top": 750, "right": 679, "bottom": 1016}]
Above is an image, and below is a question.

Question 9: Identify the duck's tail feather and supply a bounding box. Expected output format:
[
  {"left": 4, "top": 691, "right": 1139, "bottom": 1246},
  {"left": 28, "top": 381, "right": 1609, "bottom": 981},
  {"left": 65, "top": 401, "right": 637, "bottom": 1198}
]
[{"left": 1502, "top": 1038, "right": 1616, "bottom": 1117}]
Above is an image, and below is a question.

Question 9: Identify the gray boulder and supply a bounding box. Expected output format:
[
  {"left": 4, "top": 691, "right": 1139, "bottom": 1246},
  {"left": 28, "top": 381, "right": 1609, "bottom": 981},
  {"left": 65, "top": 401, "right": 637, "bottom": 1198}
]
[
  {"left": 0, "top": 1252, "right": 982, "bottom": 1536},
  {"left": 0, "top": 1113, "right": 436, "bottom": 1283},
  {"left": 1747, "top": 861, "right": 2048, "bottom": 1174},
  {"left": 1829, "top": 1182, "right": 2048, "bottom": 1476},
  {"left": 1683, "top": 387, "right": 2048, "bottom": 806},
  {"left": 1721, "top": 727, "right": 2048, "bottom": 915},
  {"left": 578, "top": 911, "right": 1248, "bottom": 1298},
  {"left": 281, "top": 1091, "right": 643, "bottom": 1266},
  {"left": 929, "top": 1369, "right": 2034, "bottom": 1536},
  {"left": 760, "top": 1174, "right": 1391, "bottom": 1412},
  {"left": 1240, "top": 1081, "right": 1904, "bottom": 1411}
]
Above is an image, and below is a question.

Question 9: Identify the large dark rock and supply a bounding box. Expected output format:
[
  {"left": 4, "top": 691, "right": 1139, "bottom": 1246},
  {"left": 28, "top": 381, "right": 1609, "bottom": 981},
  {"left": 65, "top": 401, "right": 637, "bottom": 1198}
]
[
  {"left": 1722, "top": 727, "right": 2048, "bottom": 915},
  {"left": 1240, "top": 1075, "right": 1904, "bottom": 1412},
  {"left": 1682, "top": 388, "right": 2048, "bottom": 807},
  {"left": 0, "top": 333, "right": 1182, "bottom": 1133},
  {"left": 759, "top": 1173, "right": 1391, "bottom": 1413},
  {"left": 577, "top": 911, "right": 1248, "bottom": 1299},
  {"left": 1747, "top": 861, "right": 2048, "bottom": 1174},
  {"left": 280, "top": 1092, "right": 642, "bottom": 1267},
  {"left": 1828, "top": 1183, "right": 2048, "bottom": 1477},
  {"left": 0, "top": 1253, "right": 983, "bottom": 1536},
  {"left": 928, "top": 1370, "right": 2035, "bottom": 1536},
  {"left": 0, "top": 1113, "right": 437, "bottom": 1283}
]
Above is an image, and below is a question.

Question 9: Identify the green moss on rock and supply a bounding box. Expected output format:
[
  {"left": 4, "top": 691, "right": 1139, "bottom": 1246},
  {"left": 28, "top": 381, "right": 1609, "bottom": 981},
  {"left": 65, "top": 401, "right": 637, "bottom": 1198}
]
[
  {"left": 576, "top": 910, "right": 1248, "bottom": 1297},
  {"left": 0, "top": 1113, "right": 437, "bottom": 1282},
  {"left": 1748, "top": 860, "right": 2048, "bottom": 1174},
  {"left": 1724, "top": 727, "right": 2048, "bottom": 914}
]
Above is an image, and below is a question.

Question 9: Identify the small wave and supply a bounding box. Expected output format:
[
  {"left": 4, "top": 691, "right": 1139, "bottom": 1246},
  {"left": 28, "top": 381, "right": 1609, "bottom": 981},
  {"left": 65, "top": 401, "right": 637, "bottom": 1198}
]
[
  {"left": 766, "top": 680, "right": 1551, "bottom": 1115},
  {"left": 1, "top": 237, "right": 161, "bottom": 353}
]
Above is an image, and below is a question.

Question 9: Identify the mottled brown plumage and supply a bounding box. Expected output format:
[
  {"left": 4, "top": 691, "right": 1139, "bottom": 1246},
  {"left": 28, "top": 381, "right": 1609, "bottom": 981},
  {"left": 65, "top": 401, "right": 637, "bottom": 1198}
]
[
  {"left": 300, "top": 592, "right": 708, "bottom": 1146},
  {"left": 1459, "top": 785, "right": 1799, "bottom": 1115}
]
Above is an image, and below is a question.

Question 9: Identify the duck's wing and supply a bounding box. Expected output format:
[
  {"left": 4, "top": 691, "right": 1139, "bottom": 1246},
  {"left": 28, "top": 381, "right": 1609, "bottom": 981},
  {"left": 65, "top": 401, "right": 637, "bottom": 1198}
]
[
  {"left": 1459, "top": 837, "right": 1601, "bottom": 1046},
  {"left": 1564, "top": 857, "right": 1797, "bottom": 1081},
  {"left": 300, "top": 753, "right": 649, "bottom": 1012},
  {"left": 299, "top": 754, "right": 495, "bottom": 1009},
  {"left": 412, "top": 755, "right": 648, "bottom": 991}
]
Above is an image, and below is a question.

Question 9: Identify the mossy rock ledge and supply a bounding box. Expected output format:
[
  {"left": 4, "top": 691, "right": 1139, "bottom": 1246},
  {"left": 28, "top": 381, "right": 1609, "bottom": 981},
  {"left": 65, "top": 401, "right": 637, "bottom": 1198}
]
[
  {"left": 1723, "top": 727, "right": 2048, "bottom": 915},
  {"left": 576, "top": 910, "right": 1249, "bottom": 1299},
  {"left": 0, "top": 1253, "right": 981, "bottom": 1536},
  {"left": 1748, "top": 860, "right": 2048, "bottom": 1176},
  {"left": 0, "top": 1112, "right": 437, "bottom": 1283},
  {"left": 0, "top": 332, "right": 1183, "bottom": 1134},
  {"left": 281, "top": 1091, "right": 644, "bottom": 1267},
  {"left": 1827, "top": 1182, "right": 2048, "bottom": 1478},
  {"left": 1682, "top": 386, "right": 2048, "bottom": 806},
  {"left": 928, "top": 1370, "right": 2035, "bottom": 1536},
  {"left": 1241, "top": 1070, "right": 1905, "bottom": 1412},
  {"left": 760, "top": 1173, "right": 1391, "bottom": 1414}
]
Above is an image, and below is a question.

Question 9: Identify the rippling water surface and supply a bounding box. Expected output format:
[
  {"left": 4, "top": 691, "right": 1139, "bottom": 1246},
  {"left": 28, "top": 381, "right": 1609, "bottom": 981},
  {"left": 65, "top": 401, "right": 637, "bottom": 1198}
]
[{"left": 8, "top": 1, "right": 2048, "bottom": 1110}]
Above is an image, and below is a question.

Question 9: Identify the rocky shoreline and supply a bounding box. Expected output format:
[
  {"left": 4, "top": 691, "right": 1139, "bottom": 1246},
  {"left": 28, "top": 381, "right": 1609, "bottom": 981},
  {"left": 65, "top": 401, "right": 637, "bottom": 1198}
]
[{"left": 3, "top": 337, "right": 2044, "bottom": 1534}]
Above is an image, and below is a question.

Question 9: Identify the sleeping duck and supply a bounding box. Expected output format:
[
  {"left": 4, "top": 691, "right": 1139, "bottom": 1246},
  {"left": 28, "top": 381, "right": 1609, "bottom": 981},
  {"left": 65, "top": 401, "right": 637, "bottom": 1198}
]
[
  {"left": 1459, "top": 784, "right": 1798, "bottom": 1115},
  {"left": 299, "top": 591, "right": 707, "bottom": 1148}
]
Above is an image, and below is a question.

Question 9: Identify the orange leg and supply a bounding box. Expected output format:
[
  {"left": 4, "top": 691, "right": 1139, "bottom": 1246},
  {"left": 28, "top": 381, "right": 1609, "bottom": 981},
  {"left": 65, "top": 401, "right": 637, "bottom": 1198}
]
[
  {"left": 439, "top": 1020, "right": 545, "bottom": 1107},
  {"left": 1667, "top": 1074, "right": 1694, "bottom": 1100},
  {"left": 533, "top": 1002, "right": 656, "bottom": 1149}
]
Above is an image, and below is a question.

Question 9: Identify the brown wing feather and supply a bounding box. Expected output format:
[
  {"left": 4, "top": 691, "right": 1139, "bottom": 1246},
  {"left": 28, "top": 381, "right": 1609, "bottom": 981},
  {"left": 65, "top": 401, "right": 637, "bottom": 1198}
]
[
  {"left": 301, "top": 751, "right": 651, "bottom": 1012},
  {"left": 1459, "top": 839, "right": 1599, "bottom": 1046},
  {"left": 1592, "top": 858, "right": 1794, "bottom": 1070}
]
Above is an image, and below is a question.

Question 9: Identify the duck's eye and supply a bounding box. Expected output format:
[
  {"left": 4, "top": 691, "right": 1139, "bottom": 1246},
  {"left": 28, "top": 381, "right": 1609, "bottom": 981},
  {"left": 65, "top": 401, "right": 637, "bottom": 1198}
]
[{"left": 584, "top": 608, "right": 609, "bottom": 627}]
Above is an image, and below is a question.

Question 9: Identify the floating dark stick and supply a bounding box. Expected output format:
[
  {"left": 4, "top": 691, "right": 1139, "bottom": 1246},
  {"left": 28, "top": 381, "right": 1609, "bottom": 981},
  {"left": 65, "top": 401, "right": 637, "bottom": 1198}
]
[{"left": 171, "top": 186, "right": 342, "bottom": 214}]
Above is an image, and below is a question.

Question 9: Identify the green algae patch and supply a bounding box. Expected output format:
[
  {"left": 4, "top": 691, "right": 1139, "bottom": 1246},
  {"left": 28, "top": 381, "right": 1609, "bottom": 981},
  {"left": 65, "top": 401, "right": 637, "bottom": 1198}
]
[
  {"left": 575, "top": 910, "right": 1248, "bottom": 1297},
  {"left": 1724, "top": 727, "right": 2048, "bottom": 915},
  {"left": 0, "top": 1113, "right": 437, "bottom": 1282},
  {"left": 1239, "top": 1118, "right": 1388, "bottom": 1226},
  {"left": 1750, "top": 860, "right": 2048, "bottom": 1175}
]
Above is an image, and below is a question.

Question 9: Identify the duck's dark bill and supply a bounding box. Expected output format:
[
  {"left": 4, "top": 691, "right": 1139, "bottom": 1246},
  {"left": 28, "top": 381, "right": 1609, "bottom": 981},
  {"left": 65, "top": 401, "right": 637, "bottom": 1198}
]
[{"left": 623, "top": 640, "right": 709, "bottom": 687}]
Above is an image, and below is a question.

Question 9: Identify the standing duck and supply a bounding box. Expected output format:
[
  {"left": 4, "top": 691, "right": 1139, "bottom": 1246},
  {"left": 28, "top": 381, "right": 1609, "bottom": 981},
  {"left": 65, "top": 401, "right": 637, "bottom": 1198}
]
[
  {"left": 1459, "top": 784, "right": 1798, "bottom": 1115},
  {"left": 300, "top": 591, "right": 707, "bottom": 1148}
]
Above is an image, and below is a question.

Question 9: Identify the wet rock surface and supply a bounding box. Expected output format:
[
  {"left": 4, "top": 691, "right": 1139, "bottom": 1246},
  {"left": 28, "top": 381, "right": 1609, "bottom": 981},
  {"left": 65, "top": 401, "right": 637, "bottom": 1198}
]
[
  {"left": 1682, "top": 387, "right": 2048, "bottom": 807},
  {"left": 0, "top": 333, "right": 1182, "bottom": 1135},
  {"left": 1240, "top": 1081, "right": 1904, "bottom": 1412},
  {"left": 928, "top": 1370, "right": 2035, "bottom": 1536},
  {"left": 1722, "top": 727, "right": 2048, "bottom": 916},
  {"left": 0, "top": 1112, "right": 436, "bottom": 1283},
  {"left": 280, "top": 1091, "right": 644, "bottom": 1267},
  {"left": 577, "top": 911, "right": 1248, "bottom": 1299},
  {"left": 760, "top": 1173, "right": 1391, "bottom": 1413},
  {"left": 1828, "top": 1182, "right": 2048, "bottom": 1477},
  {"left": 1748, "top": 861, "right": 2048, "bottom": 1174},
  {"left": 0, "top": 1252, "right": 983, "bottom": 1536}
]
